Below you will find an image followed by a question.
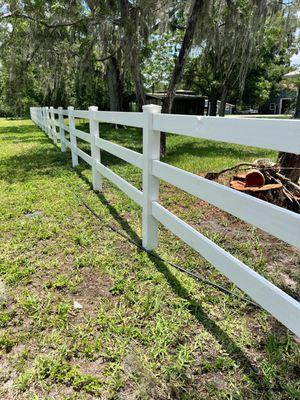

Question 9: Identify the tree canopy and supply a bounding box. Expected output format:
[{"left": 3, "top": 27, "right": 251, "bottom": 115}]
[{"left": 0, "top": 0, "right": 299, "bottom": 118}]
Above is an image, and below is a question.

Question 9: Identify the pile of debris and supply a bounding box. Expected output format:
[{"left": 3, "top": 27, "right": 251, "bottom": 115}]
[{"left": 205, "top": 159, "right": 300, "bottom": 213}]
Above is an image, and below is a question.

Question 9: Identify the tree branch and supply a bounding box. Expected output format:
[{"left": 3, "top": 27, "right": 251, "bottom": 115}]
[
  {"left": 0, "top": 12, "right": 85, "bottom": 28},
  {"left": 96, "top": 53, "right": 115, "bottom": 62}
]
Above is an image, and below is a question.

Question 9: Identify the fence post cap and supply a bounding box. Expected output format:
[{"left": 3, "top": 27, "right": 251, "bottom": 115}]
[
  {"left": 142, "top": 104, "right": 162, "bottom": 113},
  {"left": 68, "top": 106, "right": 74, "bottom": 116},
  {"left": 50, "top": 106, "right": 54, "bottom": 109},
  {"left": 89, "top": 106, "right": 98, "bottom": 119},
  {"left": 58, "top": 106, "right": 63, "bottom": 110}
]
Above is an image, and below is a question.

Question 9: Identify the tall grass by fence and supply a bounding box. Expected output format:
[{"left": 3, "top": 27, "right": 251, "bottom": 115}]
[{"left": 30, "top": 105, "right": 300, "bottom": 336}]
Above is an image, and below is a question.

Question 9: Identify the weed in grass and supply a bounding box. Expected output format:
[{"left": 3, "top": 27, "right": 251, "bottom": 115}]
[
  {"left": 46, "top": 273, "right": 80, "bottom": 293},
  {"left": 0, "top": 309, "right": 15, "bottom": 327},
  {"left": 0, "top": 333, "right": 15, "bottom": 353},
  {"left": 17, "top": 291, "right": 41, "bottom": 316},
  {"left": 36, "top": 357, "right": 104, "bottom": 394},
  {"left": 0, "top": 258, "right": 35, "bottom": 285},
  {"left": 14, "top": 370, "right": 34, "bottom": 391}
]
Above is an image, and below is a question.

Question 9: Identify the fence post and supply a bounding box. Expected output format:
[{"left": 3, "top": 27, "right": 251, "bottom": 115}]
[
  {"left": 40, "top": 107, "right": 42, "bottom": 129},
  {"left": 41, "top": 107, "right": 44, "bottom": 131},
  {"left": 36, "top": 107, "right": 40, "bottom": 127},
  {"left": 44, "top": 107, "right": 48, "bottom": 133},
  {"left": 47, "top": 107, "right": 52, "bottom": 138},
  {"left": 142, "top": 104, "right": 162, "bottom": 250},
  {"left": 68, "top": 106, "right": 79, "bottom": 167},
  {"left": 44, "top": 107, "right": 50, "bottom": 137},
  {"left": 58, "top": 107, "right": 66, "bottom": 152},
  {"left": 40, "top": 107, "right": 43, "bottom": 130},
  {"left": 38, "top": 107, "right": 42, "bottom": 127},
  {"left": 49, "top": 106, "right": 54, "bottom": 141},
  {"left": 50, "top": 106, "right": 57, "bottom": 144},
  {"left": 89, "top": 106, "right": 103, "bottom": 191}
]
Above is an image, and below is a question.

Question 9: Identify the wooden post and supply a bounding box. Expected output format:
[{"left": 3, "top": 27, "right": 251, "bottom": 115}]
[
  {"left": 58, "top": 107, "right": 66, "bottom": 152},
  {"left": 89, "top": 106, "right": 102, "bottom": 191},
  {"left": 142, "top": 104, "right": 162, "bottom": 250},
  {"left": 68, "top": 106, "right": 78, "bottom": 167}
]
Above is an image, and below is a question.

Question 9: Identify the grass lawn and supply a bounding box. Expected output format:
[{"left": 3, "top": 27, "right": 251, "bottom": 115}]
[{"left": 0, "top": 117, "right": 299, "bottom": 399}]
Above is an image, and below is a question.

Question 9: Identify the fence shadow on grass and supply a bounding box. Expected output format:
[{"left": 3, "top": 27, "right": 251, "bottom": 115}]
[
  {"left": 0, "top": 124, "right": 39, "bottom": 135},
  {"left": 75, "top": 167, "right": 275, "bottom": 394},
  {"left": 75, "top": 169, "right": 142, "bottom": 244},
  {"left": 0, "top": 134, "right": 47, "bottom": 141},
  {"left": 0, "top": 138, "right": 70, "bottom": 183},
  {"left": 0, "top": 127, "right": 138, "bottom": 184}
]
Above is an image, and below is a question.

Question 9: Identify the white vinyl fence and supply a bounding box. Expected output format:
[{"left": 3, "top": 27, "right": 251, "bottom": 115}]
[{"left": 30, "top": 105, "right": 300, "bottom": 336}]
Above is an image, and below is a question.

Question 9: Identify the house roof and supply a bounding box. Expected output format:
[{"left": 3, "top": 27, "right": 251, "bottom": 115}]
[
  {"left": 146, "top": 92, "right": 235, "bottom": 106},
  {"left": 146, "top": 92, "right": 206, "bottom": 100},
  {"left": 283, "top": 69, "right": 300, "bottom": 79}
]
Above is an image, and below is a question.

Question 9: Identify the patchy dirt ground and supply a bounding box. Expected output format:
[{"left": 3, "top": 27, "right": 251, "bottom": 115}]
[{"left": 0, "top": 118, "right": 299, "bottom": 399}]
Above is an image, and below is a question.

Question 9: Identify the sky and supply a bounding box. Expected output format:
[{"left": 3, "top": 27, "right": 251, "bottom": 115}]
[
  {"left": 291, "top": 12, "right": 300, "bottom": 66},
  {"left": 291, "top": 51, "right": 300, "bottom": 66},
  {"left": 291, "top": 26, "right": 300, "bottom": 65}
]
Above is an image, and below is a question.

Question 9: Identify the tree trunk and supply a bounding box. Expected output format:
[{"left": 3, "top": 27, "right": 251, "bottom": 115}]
[
  {"left": 106, "top": 57, "right": 123, "bottom": 112},
  {"left": 219, "top": 89, "right": 228, "bottom": 117},
  {"left": 120, "top": 0, "right": 145, "bottom": 111},
  {"left": 160, "top": 0, "right": 205, "bottom": 156},
  {"left": 130, "top": 56, "right": 146, "bottom": 111},
  {"left": 294, "top": 85, "right": 300, "bottom": 119},
  {"left": 277, "top": 153, "right": 300, "bottom": 183},
  {"left": 277, "top": 85, "right": 300, "bottom": 183},
  {"left": 209, "top": 97, "right": 218, "bottom": 116}
]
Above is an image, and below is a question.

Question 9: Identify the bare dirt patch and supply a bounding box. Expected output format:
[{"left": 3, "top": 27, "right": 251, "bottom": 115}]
[{"left": 70, "top": 268, "right": 113, "bottom": 319}]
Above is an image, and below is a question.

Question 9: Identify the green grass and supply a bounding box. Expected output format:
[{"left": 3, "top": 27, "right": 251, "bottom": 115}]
[{"left": 0, "top": 117, "right": 299, "bottom": 399}]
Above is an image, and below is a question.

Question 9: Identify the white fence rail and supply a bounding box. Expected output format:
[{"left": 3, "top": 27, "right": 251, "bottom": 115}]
[{"left": 30, "top": 105, "right": 300, "bottom": 336}]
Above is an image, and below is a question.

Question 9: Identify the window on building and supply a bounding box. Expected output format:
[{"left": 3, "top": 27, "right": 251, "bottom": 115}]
[{"left": 269, "top": 103, "right": 275, "bottom": 110}]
